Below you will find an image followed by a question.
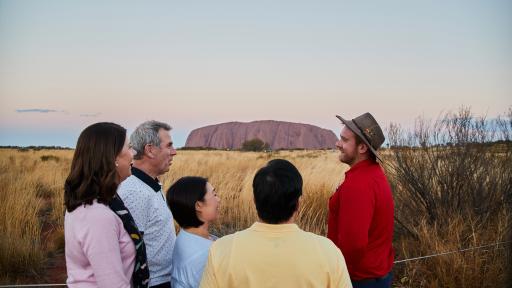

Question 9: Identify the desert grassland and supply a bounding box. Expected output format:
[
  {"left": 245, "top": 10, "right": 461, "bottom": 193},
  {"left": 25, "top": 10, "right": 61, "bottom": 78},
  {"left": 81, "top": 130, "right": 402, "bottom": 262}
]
[
  {"left": 0, "top": 148, "right": 508, "bottom": 287},
  {"left": 163, "top": 149, "right": 348, "bottom": 236},
  {"left": 0, "top": 149, "right": 70, "bottom": 282}
]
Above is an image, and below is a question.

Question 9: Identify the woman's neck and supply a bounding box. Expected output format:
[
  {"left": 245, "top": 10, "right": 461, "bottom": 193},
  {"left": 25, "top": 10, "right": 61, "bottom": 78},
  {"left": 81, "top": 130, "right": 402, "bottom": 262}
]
[{"left": 184, "top": 222, "right": 210, "bottom": 240}]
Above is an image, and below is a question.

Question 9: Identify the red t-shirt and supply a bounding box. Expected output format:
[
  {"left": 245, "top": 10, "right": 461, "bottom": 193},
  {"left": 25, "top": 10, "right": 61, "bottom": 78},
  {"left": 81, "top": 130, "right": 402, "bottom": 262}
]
[{"left": 327, "top": 159, "right": 395, "bottom": 280}]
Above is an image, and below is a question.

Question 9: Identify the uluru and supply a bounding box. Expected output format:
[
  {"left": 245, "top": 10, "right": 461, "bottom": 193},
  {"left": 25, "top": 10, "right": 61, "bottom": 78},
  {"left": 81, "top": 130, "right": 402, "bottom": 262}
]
[{"left": 185, "top": 120, "right": 338, "bottom": 150}]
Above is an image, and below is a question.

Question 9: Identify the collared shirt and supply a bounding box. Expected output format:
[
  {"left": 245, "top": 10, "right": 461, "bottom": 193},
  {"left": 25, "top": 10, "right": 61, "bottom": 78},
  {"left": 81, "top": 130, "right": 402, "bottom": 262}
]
[
  {"left": 200, "top": 222, "right": 352, "bottom": 288},
  {"left": 327, "top": 159, "right": 395, "bottom": 281},
  {"left": 118, "top": 167, "right": 177, "bottom": 287},
  {"left": 171, "top": 230, "right": 217, "bottom": 288}
]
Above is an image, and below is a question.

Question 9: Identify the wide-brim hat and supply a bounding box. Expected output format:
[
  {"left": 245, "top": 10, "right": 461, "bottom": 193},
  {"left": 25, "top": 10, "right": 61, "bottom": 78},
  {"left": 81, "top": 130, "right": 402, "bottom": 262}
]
[{"left": 336, "top": 112, "right": 385, "bottom": 161}]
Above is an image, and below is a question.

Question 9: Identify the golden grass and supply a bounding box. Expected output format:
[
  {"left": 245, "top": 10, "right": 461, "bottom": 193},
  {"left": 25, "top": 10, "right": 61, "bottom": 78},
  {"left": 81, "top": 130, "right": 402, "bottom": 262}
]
[
  {"left": 0, "top": 149, "right": 71, "bottom": 282},
  {"left": 161, "top": 150, "right": 346, "bottom": 235},
  {"left": 0, "top": 148, "right": 507, "bottom": 286}
]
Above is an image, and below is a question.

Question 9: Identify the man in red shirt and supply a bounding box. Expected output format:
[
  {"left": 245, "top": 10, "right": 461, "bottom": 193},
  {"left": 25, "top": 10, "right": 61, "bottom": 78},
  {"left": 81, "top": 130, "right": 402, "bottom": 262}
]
[{"left": 328, "top": 112, "right": 395, "bottom": 288}]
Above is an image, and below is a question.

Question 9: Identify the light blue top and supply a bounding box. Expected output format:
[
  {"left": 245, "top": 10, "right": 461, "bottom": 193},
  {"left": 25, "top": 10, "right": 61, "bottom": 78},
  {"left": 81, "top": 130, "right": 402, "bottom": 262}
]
[{"left": 171, "top": 229, "right": 217, "bottom": 288}]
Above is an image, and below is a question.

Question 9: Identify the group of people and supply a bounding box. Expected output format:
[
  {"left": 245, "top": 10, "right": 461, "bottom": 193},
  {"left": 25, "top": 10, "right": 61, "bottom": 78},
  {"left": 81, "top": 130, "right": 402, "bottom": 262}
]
[{"left": 64, "top": 112, "right": 394, "bottom": 288}]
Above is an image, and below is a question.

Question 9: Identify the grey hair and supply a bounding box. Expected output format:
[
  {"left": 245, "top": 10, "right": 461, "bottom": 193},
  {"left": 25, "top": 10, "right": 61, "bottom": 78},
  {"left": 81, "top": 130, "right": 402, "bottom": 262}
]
[{"left": 130, "top": 120, "right": 172, "bottom": 160}]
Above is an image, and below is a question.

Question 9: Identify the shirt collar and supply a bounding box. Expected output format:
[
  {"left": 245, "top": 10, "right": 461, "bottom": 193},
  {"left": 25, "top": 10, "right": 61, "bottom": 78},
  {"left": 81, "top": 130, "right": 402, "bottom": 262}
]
[
  {"left": 346, "top": 159, "right": 375, "bottom": 175},
  {"left": 180, "top": 229, "right": 217, "bottom": 242},
  {"left": 249, "top": 222, "right": 300, "bottom": 233},
  {"left": 131, "top": 166, "right": 161, "bottom": 192}
]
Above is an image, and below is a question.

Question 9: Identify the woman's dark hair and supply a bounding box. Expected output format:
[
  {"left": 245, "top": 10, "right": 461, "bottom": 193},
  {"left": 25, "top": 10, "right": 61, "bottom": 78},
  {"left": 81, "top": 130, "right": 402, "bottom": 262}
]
[
  {"left": 166, "top": 176, "right": 208, "bottom": 228},
  {"left": 64, "top": 122, "right": 126, "bottom": 212},
  {"left": 252, "top": 159, "right": 303, "bottom": 224}
]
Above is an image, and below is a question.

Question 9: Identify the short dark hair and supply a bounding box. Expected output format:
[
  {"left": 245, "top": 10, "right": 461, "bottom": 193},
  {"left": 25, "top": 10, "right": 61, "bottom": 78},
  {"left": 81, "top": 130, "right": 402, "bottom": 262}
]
[
  {"left": 64, "top": 122, "right": 126, "bottom": 212},
  {"left": 166, "top": 176, "right": 208, "bottom": 228},
  {"left": 354, "top": 134, "right": 377, "bottom": 162},
  {"left": 252, "top": 159, "right": 303, "bottom": 224}
]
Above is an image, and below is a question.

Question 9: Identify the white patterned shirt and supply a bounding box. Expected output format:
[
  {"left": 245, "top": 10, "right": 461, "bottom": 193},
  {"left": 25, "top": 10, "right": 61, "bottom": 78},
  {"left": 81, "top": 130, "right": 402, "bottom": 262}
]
[{"left": 118, "top": 167, "right": 176, "bottom": 287}]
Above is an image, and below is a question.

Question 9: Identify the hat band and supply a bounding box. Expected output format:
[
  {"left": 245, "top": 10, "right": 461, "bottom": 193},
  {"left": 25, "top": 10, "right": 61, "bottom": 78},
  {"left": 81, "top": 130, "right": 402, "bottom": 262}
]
[{"left": 352, "top": 120, "right": 374, "bottom": 149}]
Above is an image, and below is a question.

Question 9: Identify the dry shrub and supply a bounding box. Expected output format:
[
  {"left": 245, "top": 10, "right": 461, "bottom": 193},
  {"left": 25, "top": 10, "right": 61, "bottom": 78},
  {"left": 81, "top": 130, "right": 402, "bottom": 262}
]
[
  {"left": 387, "top": 107, "right": 511, "bottom": 287},
  {"left": 40, "top": 155, "right": 60, "bottom": 162}
]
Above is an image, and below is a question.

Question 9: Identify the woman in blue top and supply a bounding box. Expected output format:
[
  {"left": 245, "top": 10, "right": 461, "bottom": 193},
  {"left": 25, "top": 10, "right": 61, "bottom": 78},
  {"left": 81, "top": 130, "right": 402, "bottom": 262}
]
[{"left": 166, "top": 176, "right": 220, "bottom": 288}]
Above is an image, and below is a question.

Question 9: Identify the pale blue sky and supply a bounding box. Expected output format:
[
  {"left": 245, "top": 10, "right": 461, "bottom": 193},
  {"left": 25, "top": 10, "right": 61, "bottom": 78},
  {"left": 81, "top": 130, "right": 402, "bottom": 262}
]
[{"left": 0, "top": 0, "right": 510, "bottom": 147}]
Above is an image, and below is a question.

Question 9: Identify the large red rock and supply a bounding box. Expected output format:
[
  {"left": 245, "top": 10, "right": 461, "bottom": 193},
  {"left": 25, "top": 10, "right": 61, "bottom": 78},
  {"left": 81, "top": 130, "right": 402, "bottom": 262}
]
[{"left": 185, "top": 120, "right": 338, "bottom": 150}]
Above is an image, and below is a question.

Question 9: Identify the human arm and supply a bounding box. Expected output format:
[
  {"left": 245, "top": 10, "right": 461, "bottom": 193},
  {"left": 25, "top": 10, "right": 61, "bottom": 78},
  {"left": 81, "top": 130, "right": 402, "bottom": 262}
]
[
  {"left": 332, "top": 248, "right": 353, "bottom": 288},
  {"left": 81, "top": 209, "right": 132, "bottom": 288},
  {"left": 337, "top": 182, "right": 375, "bottom": 264},
  {"left": 199, "top": 246, "right": 219, "bottom": 288}
]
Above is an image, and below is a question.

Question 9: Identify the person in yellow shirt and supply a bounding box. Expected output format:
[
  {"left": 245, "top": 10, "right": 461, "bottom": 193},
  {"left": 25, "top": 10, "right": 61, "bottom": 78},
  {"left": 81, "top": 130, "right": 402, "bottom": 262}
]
[{"left": 200, "top": 159, "right": 352, "bottom": 288}]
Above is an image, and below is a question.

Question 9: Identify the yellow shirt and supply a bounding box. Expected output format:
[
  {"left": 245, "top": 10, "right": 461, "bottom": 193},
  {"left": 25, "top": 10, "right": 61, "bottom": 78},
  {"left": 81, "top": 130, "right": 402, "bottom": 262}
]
[{"left": 200, "top": 222, "right": 352, "bottom": 288}]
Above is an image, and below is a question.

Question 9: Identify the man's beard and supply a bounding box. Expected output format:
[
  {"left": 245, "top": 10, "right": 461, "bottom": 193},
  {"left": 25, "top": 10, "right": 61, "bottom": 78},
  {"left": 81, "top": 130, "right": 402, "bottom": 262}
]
[{"left": 339, "top": 151, "right": 355, "bottom": 166}]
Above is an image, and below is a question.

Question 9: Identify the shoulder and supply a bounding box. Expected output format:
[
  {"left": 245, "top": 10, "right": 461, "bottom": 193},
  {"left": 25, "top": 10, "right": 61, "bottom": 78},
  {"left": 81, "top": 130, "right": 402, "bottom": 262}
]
[
  {"left": 367, "top": 162, "right": 387, "bottom": 177},
  {"left": 348, "top": 163, "right": 386, "bottom": 186},
  {"left": 366, "top": 163, "right": 391, "bottom": 188},
  {"left": 174, "top": 232, "right": 212, "bottom": 261},
  {"left": 301, "top": 231, "right": 342, "bottom": 254},
  {"left": 118, "top": 176, "right": 152, "bottom": 200},
  {"left": 302, "top": 230, "right": 334, "bottom": 245},
  {"left": 77, "top": 202, "right": 117, "bottom": 219},
  {"left": 211, "top": 232, "right": 236, "bottom": 248},
  {"left": 90, "top": 203, "right": 120, "bottom": 223},
  {"left": 207, "top": 231, "right": 242, "bottom": 258},
  {"left": 118, "top": 175, "right": 145, "bottom": 191},
  {"left": 305, "top": 232, "right": 346, "bottom": 269},
  {"left": 67, "top": 202, "right": 122, "bottom": 234},
  {"left": 203, "top": 233, "right": 239, "bottom": 270}
]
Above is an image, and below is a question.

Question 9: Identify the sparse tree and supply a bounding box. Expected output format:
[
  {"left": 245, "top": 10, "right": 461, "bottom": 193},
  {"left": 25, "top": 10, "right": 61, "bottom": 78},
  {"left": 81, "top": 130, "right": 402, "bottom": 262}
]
[{"left": 241, "top": 138, "right": 270, "bottom": 152}]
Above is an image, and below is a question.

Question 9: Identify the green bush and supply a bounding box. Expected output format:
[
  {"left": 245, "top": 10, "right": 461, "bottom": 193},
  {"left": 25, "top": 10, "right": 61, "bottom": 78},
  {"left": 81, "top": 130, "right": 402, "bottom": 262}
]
[{"left": 241, "top": 138, "right": 270, "bottom": 152}]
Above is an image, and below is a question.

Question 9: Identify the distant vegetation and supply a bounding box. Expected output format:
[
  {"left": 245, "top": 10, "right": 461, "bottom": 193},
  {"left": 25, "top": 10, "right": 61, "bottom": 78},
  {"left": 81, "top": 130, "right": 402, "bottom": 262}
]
[
  {"left": 178, "top": 146, "right": 221, "bottom": 151},
  {"left": 241, "top": 138, "right": 270, "bottom": 152},
  {"left": 40, "top": 155, "right": 60, "bottom": 162},
  {"left": 0, "top": 146, "right": 72, "bottom": 152}
]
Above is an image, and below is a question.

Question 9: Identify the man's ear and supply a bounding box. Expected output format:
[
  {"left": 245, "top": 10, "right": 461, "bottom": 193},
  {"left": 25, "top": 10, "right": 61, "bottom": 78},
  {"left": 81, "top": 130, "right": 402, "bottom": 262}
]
[
  {"left": 144, "top": 144, "right": 154, "bottom": 159},
  {"left": 358, "top": 142, "right": 369, "bottom": 154}
]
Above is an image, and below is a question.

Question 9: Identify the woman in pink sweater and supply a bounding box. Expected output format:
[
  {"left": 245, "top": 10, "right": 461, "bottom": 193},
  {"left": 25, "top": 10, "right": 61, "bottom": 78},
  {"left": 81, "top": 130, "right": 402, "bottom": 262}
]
[{"left": 64, "top": 122, "right": 150, "bottom": 288}]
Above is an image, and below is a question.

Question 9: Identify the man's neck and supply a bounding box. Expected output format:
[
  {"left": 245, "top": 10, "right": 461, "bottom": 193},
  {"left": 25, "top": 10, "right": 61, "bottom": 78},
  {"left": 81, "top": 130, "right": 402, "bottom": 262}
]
[
  {"left": 258, "top": 215, "right": 295, "bottom": 225},
  {"left": 132, "top": 161, "right": 159, "bottom": 179},
  {"left": 349, "top": 154, "right": 369, "bottom": 168}
]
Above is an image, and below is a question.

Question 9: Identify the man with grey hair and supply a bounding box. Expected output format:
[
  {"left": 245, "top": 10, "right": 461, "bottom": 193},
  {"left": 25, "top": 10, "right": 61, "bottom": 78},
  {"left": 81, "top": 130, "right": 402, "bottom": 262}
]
[{"left": 118, "top": 120, "right": 178, "bottom": 288}]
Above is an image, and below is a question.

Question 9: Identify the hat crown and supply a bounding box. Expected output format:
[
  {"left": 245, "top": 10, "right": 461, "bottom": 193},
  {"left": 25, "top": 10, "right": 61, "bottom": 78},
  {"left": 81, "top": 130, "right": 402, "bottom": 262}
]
[{"left": 352, "top": 113, "right": 385, "bottom": 150}]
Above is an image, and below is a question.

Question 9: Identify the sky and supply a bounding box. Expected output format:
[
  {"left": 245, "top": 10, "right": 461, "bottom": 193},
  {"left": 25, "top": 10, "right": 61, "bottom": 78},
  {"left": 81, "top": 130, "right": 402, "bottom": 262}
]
[{"left": 0, "top": 0, "right": 511, "bottom": 147}]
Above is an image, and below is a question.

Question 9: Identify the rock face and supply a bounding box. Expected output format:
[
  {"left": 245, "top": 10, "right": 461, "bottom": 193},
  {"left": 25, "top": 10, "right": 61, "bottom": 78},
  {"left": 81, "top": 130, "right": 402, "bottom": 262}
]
[{"left": 185, "top": 120, "right": 338, "bottom": 150}]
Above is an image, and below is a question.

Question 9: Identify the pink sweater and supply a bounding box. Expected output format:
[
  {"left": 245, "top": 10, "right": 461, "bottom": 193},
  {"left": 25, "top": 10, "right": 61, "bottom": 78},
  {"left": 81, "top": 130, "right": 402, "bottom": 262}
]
[{"left": 65, "top": 200, "right": 135, "bottom": 288}]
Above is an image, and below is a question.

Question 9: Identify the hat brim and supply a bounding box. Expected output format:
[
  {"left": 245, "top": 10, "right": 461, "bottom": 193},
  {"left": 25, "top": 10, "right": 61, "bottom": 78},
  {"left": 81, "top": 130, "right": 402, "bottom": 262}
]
[{"left": 336, "top": 115, "right": 382, "bottom": 162}]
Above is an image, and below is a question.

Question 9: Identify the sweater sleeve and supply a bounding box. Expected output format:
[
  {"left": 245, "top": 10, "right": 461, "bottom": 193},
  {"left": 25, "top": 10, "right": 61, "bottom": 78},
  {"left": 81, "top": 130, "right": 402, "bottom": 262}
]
[
  {"left": 337, "top": 182, "right": 375, "bottom": 265},
  {"left": 81, "top": 209, "right": 131, "bottom": 288}
]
